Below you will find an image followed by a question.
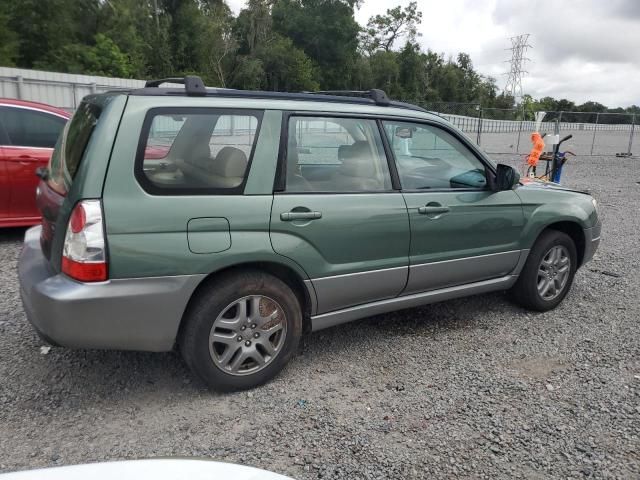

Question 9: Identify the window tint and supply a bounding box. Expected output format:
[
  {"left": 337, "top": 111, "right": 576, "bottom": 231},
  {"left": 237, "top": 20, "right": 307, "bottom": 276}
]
[
  {"left": 383, "top": 121, "right": 487, "bottom": 190},
  {"left": 0, "top": 106, "right": 66, "bottom": 148},
  {"left": 139, "top": 110, "right": 260, "bottom": 193},
  {"left": 0, "top": 116, "right": 9, "bottom": 144},
  {"left": 285, "top": 116, "right": 391, "bottom": 192}
]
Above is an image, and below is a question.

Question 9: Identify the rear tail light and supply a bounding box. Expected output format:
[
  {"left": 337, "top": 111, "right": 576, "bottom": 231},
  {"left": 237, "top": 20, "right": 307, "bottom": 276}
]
[{"left": 62, "top": 200, "right": 108, "bottom": 282}]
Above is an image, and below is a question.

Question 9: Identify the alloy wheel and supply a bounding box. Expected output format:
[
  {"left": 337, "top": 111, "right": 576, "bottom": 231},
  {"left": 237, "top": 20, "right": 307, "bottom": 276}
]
[
  {"left": 209, "top": 295, "right": 287, "bottom": 376},
  {"left": 537, "top": 245, "right": 571, "bottom": 301}
]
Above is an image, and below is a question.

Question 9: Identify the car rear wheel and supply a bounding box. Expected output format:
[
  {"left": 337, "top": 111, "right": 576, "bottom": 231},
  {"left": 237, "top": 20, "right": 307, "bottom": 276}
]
[
  {"left": 510, "top": 230, "right": 577, "bottom": 311},
  {"left": 179, "top": 271, "right": 302, "bottom": 391}
]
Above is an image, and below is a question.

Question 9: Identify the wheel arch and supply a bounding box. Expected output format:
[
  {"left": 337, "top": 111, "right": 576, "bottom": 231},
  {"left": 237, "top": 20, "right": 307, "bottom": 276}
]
[
  {"left": 537, "top": 221, "right": 586, "bottom": 267},
  {"left": 177, "top": 261, "right": 315, "bottom": 346}
]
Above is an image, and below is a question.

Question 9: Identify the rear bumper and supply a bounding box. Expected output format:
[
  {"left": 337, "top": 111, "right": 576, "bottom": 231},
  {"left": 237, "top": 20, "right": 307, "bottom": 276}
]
[
  {"left": 582, "top": 222, "right": 601, "bottom": 266},
  {"left": 18, "top": 226, "right": 205, "bottom": 352}
]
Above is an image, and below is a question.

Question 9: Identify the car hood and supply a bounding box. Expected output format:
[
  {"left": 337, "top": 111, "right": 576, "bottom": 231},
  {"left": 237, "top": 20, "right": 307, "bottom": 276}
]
[{"left": 517, "top": 177, "right": 591, "bottom": 196}]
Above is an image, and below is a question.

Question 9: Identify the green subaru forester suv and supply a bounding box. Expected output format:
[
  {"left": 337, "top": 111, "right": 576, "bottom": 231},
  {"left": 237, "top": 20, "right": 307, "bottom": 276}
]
[{"left": 18, "top": 77, "right": 601, "bottom": 391}]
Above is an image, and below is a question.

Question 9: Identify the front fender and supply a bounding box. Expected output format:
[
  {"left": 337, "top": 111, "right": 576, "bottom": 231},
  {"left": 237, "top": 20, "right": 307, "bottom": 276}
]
[{"left": 515, "top": 188, "right": 596, "bottom": 250}]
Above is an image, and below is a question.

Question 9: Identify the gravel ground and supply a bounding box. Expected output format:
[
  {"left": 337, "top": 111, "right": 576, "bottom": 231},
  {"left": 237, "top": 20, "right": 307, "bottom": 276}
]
[{"left": 0, "top": 154, "right": 638, "bottom": 479}]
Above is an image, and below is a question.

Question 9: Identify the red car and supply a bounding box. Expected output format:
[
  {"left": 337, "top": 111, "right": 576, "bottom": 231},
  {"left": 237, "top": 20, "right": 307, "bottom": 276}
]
[{"left": 0, "top": 98, "right": 70, "bottom": 227}]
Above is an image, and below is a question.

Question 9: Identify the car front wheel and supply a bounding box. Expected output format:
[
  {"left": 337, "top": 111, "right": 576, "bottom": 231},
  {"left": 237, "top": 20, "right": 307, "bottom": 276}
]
[{"left": 510, "top": 230, "right": 578, "bottom": 311}]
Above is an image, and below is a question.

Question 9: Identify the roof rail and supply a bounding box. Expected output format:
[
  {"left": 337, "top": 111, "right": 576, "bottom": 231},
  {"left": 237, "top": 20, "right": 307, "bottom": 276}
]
[
  {"left": 309, "top": 89, "right": 391, "bottom": 107},
  {"left": 130, "top": 81, "right": 427, "bottom": 113},
  {"left": 144, "top": 75, "right": 206, "bottom": 96}
]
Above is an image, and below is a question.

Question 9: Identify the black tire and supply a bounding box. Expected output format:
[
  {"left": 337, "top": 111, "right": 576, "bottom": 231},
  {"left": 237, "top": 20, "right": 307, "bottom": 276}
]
[
  {"left": 510, "top": 230, "right": 577, "bottom": 311},
  {"left": 179, "top": 270, "right": 302, "bottom": 391}
]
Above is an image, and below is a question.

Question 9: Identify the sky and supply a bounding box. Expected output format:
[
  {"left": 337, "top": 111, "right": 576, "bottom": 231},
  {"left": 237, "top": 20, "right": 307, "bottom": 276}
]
[{"left": 226, "top": 0, "right": 639, "bottom": 108}]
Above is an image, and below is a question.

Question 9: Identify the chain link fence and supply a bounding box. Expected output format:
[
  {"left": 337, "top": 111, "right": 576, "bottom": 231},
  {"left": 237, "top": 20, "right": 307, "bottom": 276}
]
[{"left": 419, "top": 101, "right": 637, "bottom": 157}]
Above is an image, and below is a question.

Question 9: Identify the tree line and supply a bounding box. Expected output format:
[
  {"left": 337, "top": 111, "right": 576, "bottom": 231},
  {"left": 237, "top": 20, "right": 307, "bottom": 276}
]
[{"left": 0, "top": 0, "right": 637, "bottom": 117}]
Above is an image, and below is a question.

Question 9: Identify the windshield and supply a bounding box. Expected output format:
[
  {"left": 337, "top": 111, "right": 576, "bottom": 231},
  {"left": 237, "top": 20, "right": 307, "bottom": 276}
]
[{"left": 47, "top": 100, "right": 102, "bottom": 194}]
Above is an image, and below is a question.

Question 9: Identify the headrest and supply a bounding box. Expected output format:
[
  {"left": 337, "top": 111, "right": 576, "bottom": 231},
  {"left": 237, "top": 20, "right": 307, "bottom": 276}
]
[
  {"left": 338, "top": 141, "right": 370, "bottom": 159},
  {"left": 211, "top": 146, "right": 248, "bottom": 178},
  {"left": 338, "top": 141, "right": 375, "bottom": 177},
  {"left": 185, "top": 142, "right": 212, "bottom": 169}
]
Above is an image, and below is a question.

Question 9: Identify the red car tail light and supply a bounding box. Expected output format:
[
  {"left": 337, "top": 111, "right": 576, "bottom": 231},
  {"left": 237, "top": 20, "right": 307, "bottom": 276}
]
[{"left": 61, "top": 200, "right": 108, "bottom": 282}]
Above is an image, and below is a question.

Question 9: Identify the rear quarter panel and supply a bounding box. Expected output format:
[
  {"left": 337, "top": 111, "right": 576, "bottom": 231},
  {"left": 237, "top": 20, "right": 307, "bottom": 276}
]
[{"left": 48, "top": 94, "right": 128, "bottom": 271}]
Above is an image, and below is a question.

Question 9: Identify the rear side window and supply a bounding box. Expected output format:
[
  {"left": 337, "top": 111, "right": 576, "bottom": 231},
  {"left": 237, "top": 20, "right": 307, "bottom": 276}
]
[
  {"left": 0, "top": 106, "right": 66, "bottom": 148},
  {"left": 48, "top": 100, "right": 102, "bottom": 194},
  {"left": 136, "top": 108, "right": 262, "bottom": 195}
]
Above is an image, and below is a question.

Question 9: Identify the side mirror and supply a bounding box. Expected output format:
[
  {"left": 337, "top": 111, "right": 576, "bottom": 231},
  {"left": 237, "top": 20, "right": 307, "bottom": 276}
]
[{"left": 494, "top": 164, "right": 520, "bottom": 191}]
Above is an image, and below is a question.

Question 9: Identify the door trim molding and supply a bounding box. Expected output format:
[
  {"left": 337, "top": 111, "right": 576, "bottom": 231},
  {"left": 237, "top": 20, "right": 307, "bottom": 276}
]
[
  {"left": 312, "top": 264, "right": 407, "bottom": 281},
  {"left": 404, "top": 250, "right": 522, "bottom": 295},
  {"left": 311, "top": 265, "right": 408, "bottom": 314},
  {"left": 311, "top": 274, "right": 518, "bottom": 331},
  {"left": 411, "top": 249, "right": 521, "bottom": 267}
]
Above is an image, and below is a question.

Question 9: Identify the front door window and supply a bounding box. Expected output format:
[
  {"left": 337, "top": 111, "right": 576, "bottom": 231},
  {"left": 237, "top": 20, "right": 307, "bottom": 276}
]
[{"left": 383, "top": 120, "right": 488, "bottom": 190}]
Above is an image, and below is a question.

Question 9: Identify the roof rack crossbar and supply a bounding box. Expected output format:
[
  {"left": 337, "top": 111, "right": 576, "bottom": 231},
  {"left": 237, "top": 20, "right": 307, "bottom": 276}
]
[
  {"left": 309, "top": 89, "right": 391, "bottom": 106},
  {"left": 144, "top": 75, "right": 206, "bottom": 96}
]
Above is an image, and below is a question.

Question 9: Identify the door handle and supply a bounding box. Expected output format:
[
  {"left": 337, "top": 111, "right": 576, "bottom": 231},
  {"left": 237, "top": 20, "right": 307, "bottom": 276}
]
[
  {"left": 418, "top": 206, "right": 450, "bottom": 215},
  {"left": 280, "top": 211, "right": 322, "bottom": 221}
]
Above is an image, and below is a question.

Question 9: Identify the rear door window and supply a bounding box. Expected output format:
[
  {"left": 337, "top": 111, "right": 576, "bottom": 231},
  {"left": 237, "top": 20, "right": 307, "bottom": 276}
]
[
  {"left": 136, "top": 108, "right": 262, "bottom": 194},
  {"left": 284, "top": 116, "right": 392, "bottom": 192}
]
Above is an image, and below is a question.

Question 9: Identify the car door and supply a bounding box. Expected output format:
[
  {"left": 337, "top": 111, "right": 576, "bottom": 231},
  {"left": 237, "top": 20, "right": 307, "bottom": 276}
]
[
  {"left": 0, "top": 106, "right": 67, "bottom": 220},
  {"left": 270, "top": 114, "right": 410, "bottom": 314},
  {"left": 382, "top": 119, "right": 525, "bottom": 295}
]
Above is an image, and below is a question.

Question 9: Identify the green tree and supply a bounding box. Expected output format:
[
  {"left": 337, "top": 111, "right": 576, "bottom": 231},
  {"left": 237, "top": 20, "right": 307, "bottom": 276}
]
[
  {"left": 234, "top": 0, "right": 273, "bottom": 55},
  {"left": 95, "top": 0, "right": 172, "bottom": 78},
  {"left": 0, "top": 4, "right": 17, "bottom": 66},
  {"left": 369, "top": 50, "right": 401, "bottom": 96},
  {"left": 555, "top": 98, "right": 576, "bottom": 112},
  {"left": 256, "top": 34, "right": 318, "bottom": 91},
  {"left": 7, "top": 0, "right": 98, "bottom": 69},
  {"left": 230, "top": 56, "right": 265, "bottom": 90},
  {"left": 231, "top": 0, "right": 318, "bottom": 91},
  {"left": 576, "top": 101, "right": 607, "bottom": 113},
  {"left": 40, "top": 33, "right": 135, "bottom": 77},
  {"left": 397, "top": 42, "right": 426, "bottom": 102},
  {"left": 202, "top": 8, "right": 237, "bottom": 87},
  {"left": 350, "top": 55, "right": 373, "bottom": 90},
  {"left": 361, "top": 1, "right": 422, "bottom": 54},
  {"left": 493, "top": 92, "right": 515, "bottom": 110},
  {"left": 272, "top": 0, "right": 360, "bottom": 88},
  {"left": 0, "top": 0, "right": 633, "bottom": 116}
]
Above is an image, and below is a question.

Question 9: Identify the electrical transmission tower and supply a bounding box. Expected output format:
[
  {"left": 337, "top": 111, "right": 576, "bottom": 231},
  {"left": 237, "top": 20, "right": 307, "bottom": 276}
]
[{"left": 504, "top": 34, "right": 531, "bottom": 101}]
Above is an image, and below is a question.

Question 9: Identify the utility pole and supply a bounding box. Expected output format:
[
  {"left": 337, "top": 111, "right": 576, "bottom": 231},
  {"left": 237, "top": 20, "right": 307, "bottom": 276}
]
[{"left": 504, "top": 34, "right": 531, "bottom": 103}]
